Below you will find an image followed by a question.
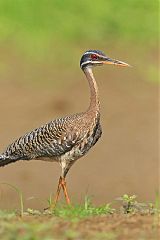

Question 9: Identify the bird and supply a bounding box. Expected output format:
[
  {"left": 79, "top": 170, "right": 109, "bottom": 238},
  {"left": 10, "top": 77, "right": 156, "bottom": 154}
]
[{"left": 0, "top": 50, "right": 129, "bottom": 207}]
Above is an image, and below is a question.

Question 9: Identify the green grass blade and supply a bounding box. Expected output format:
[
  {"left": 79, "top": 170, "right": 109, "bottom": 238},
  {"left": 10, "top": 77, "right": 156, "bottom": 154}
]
[{"left": 1, "top": 182, "right": 24, "bottom": 217}]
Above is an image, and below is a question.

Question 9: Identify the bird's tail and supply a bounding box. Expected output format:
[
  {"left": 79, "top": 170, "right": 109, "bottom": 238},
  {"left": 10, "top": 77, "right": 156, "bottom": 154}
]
[{"left": 0, "top": 154, "right": 17, "bottom": 167}]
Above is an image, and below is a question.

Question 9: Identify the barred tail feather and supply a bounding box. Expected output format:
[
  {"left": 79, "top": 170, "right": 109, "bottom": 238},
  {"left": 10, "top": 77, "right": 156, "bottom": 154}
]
[{"left": 0, "top": 155, "right": 18, "bottom": 167}]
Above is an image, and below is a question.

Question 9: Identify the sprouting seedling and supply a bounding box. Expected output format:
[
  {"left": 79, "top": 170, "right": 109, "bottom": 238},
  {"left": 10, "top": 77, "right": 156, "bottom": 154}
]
[
  {"left": 84, "top": 196, "right": 92, "bottom": 210},
  {"left": 44, "top": 193, "right": 56, "bottom": 212},
  {"left": 116, "top": 194, "right": 138, "bottom": 214},
  {"left": 47, "top": 193, "right": 54, "bottom": 208},
  {"left": 1, "top": 182, "right": 24, "bottom": 217},
  {"left": 116, "top": 194, "right": 150, "bottom": 214},
  {"left": 154, "top": 191, "right": 160, "bottom": 212}
]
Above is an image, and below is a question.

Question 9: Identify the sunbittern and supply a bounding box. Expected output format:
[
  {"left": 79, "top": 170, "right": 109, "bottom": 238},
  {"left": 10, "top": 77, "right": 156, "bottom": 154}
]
[{"left": 0, "top": 50, "right": 129, "bottom": 207}]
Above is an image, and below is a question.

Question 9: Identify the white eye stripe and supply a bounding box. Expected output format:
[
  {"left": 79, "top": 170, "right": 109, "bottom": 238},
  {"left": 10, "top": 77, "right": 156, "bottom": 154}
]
[
  {"left": 80, "top": 60, "right": 92, "bottom": 67},
  {"left": 80, "top": 60, "right": 102, "bottom": 68}
]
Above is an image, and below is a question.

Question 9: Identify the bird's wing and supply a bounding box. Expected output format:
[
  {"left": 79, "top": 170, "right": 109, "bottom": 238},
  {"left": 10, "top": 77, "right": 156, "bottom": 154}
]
[{"left": 3, "top": 114, "right": 85, "bottom": 161}]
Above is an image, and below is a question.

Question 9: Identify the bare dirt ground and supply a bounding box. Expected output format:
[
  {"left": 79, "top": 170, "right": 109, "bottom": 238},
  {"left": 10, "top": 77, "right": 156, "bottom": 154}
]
[
  {"left": 0, "top": 65, "right": 159, "bottom": 209},
  {"left": 0, "top": 213, "right": 159, "bottom": 240},
  {"left": 44, "top": 214, "right": 159, "bottom": 240}
]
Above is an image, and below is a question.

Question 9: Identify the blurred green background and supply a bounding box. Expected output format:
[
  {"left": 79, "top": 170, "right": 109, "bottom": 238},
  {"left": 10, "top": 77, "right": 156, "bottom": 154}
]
[
  {"left": 0, "top": 1, "right": 159, "bottom": 209},
  {"left": 0, "top": 0, "right": 158, "bottom": 85}
]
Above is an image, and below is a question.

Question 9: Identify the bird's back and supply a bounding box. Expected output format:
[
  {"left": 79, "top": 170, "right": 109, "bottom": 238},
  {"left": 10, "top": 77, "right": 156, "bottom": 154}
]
[{"left": 0, "top": 111, "right": 102, "bottom": 166}]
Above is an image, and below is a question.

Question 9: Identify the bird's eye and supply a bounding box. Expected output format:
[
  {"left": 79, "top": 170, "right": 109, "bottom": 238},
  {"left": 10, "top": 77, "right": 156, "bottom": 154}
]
[{"left": 91, "top": 54, "right": 98, "bottom": 60}]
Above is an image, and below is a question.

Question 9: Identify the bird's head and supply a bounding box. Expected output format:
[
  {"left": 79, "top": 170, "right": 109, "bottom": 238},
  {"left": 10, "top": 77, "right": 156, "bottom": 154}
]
[{"left": 80, "top": 50, "right": 129, "bottom": 69}]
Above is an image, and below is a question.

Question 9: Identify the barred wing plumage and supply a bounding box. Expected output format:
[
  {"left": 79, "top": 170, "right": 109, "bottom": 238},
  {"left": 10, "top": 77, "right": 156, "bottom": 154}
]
[{"left": 2, "top": 114, "right": 84, "bottom": 162}]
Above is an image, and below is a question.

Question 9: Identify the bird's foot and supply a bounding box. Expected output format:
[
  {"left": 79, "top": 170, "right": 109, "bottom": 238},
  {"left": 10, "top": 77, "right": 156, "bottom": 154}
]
[
  {"left": 43, "top": 176, "right": 71, "bottom": 212},
  {"left": 44, "top": 202, "right": 56, "bottom": 212}
]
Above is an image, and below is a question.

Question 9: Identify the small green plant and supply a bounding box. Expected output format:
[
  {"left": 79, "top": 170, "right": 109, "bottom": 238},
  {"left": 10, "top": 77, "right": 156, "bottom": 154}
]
[
  {"left": 47, "top": 193, "right": 54, "bottom": 209},
  {"left": 0, "top": 210, "right": 16, "bottom": 220},
  {"left": 1, "top": 183, "right": 24, "bottom": 217},
  {"left": 52, "top": 196, "right": 114, "bottom": 220},
  {"left": 154, "top": 191, "right": 160, "bottom": 213},
  {"left": 117, "top": 194, "right": 148, "bottom": 214}
]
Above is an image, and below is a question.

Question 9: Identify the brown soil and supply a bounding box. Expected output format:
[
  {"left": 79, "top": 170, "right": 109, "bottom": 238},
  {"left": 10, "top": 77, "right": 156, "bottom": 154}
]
[
  {"left": 55, "top": 214, "right": 159, "bottom": 240},
  {"left": 2, "top": 214, "right": 159, "bottom": 240}
]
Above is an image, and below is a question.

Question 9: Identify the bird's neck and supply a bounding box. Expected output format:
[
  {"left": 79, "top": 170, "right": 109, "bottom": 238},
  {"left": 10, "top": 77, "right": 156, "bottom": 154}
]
[{"left": 83, "top": 67, "right": 100, "bottom": 113}]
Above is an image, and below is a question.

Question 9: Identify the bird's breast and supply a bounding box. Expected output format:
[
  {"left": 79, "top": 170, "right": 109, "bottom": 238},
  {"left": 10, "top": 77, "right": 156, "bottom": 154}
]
[
  {"left": 79, "top": 122, "right": 102, "bottom": 154},
  {"left": 60, "top": 122, "right": 102, "bottom": 163}
]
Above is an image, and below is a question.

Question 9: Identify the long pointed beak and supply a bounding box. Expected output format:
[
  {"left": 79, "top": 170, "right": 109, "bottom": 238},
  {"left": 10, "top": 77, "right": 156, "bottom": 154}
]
[{"left": 103, "top": 57, "right": 130, "bottom": 67}]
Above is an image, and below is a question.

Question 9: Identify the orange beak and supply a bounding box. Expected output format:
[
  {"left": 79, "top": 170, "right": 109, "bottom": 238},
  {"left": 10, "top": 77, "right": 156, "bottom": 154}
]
[{"left": 103, "top": 57, "right": 130, "bottom": 67}]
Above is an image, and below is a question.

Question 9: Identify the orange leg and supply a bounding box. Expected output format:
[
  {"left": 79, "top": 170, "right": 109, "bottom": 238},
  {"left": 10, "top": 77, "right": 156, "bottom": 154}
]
[
  {"left": 47, "top": 177, "right": 62, "bottom": 210},
  {"left": 53, "top": 176, "right": 63, "bottom": 206},
  {"left": 49, "top": 176, "right": 71, "bottom": 210},
  {"left": 61, "top": 177, "right": 71, "bottom": 205}
]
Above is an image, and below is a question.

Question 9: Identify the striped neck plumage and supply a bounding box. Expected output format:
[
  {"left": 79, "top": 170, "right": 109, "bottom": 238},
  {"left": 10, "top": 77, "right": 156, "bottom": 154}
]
[{"left": 83, "top": 67, "right": 100, "bottom": 113}]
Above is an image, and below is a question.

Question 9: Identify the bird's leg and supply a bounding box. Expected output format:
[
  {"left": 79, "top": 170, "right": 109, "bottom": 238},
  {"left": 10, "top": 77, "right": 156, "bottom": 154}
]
[
  {"left": 61, "top": 177, "right": 71, "bottom": 205},
  {"left": 46, "top": 176, "right": 62, "bottom": 210},
  {"left": 60, "top": 160, "right": 72, "bottom": 205},
  {"left": 53, "top": 176, "right": 63, "bottom": 206},
  {"left": 49, "top": 176, "right": 71, "bottom": 208}
]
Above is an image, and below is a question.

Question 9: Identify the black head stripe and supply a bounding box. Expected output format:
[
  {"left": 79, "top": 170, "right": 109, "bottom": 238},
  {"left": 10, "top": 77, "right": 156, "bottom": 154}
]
[
  {"left": 80, "top": 54, "right": 90, "bottom": 68},
  {"left": 80, "top": 50, "right": 106, "bottom": 69},
  {"left": 83, "top": 50, "right": 106, "bottom": 57}
]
